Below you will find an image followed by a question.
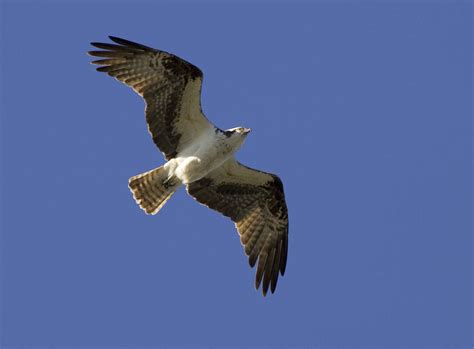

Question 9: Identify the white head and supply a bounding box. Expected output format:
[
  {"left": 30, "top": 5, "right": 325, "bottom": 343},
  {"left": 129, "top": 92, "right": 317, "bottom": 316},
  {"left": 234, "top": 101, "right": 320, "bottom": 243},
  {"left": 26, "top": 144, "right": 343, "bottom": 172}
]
[
  {"left": 222, "top": 126, "right": 251, "bottom": 149},
  {"left": 226, "top": 127, "right": 251, "bottom": 136}
]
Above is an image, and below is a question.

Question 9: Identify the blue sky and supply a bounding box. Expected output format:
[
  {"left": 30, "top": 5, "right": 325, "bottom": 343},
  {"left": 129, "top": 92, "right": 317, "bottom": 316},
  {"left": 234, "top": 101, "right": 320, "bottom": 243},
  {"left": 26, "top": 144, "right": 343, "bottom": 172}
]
[{"left": 1, "top": 1, "right": 472, "bottom": 348}]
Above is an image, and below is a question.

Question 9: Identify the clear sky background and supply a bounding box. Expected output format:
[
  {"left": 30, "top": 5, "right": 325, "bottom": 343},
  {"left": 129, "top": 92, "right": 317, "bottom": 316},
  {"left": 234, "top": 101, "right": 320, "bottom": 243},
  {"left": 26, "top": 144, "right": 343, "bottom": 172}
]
[{"left": 0, "top": 1, "right": 472, "bottom": 348}]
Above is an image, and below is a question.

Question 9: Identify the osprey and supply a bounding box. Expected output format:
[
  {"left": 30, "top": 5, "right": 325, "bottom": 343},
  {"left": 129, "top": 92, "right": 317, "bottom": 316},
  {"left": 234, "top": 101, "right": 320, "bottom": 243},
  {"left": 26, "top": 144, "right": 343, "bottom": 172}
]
[{"left": 89, "top": 36, "right": 288, "bottom": 296}]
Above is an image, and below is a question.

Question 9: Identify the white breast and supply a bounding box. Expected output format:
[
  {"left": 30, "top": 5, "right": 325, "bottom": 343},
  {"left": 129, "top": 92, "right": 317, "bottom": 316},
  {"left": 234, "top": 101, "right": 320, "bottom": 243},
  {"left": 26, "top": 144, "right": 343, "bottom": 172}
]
[{"left": 166, "top": 128, "right": 238, "bottom": 184}]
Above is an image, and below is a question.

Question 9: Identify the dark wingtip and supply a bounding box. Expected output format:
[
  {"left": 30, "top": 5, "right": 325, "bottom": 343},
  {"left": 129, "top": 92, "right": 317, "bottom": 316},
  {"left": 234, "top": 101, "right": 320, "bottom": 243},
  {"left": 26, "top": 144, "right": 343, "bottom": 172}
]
[
  {"left": 280, "top": 235, "right": 288, "bottom": 276},
  {"left": 90, "top": 59, "right": 109, "bottom": 65},
  {"left": 255, "top": 277, "right": 261, "bottom": 290},
  {"left": 271, "top": 274, "right": 279, "bottom": 293},
  {"left": 249, "top": 255, "right": 257, "bottom": 268},
  {"left": 96, "top": 66, "right": 110, "bottom": 72},
  {"left": 262, "top": 280, "right": 270, "bottom": 297},
  {"left": 108, "top": 36, "right": 154, "bottom": 51},
  {"left": 88, "top": 50, "right": 106, "bottom": 57},
  {"left": 108, "top": 35, "right": 121, "bottom": 42}
]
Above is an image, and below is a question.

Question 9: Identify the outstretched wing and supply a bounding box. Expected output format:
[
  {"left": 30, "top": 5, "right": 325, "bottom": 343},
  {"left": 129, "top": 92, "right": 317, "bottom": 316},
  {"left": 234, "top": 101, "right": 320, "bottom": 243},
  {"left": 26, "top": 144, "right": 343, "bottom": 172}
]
[
  {"left": 186, "top": 159, "right": 289, "bottom": 296},
  {"left": 89, "top": 36, "right": 213, "bottom": 160}
]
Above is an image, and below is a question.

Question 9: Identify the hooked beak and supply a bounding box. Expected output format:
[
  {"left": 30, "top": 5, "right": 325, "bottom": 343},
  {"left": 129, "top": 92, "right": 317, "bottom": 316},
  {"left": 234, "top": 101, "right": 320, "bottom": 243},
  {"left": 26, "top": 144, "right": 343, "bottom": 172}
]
[{"left": 243, "top": 128, "right": 252, "bottom": 134}]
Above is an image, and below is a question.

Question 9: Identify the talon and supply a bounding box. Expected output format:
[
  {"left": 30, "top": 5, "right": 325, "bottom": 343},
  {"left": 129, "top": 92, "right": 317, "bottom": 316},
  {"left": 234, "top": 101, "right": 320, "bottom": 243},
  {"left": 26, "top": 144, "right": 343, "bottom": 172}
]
[{"left": 163, "top": 177, "right": 176, "bottom": 189}]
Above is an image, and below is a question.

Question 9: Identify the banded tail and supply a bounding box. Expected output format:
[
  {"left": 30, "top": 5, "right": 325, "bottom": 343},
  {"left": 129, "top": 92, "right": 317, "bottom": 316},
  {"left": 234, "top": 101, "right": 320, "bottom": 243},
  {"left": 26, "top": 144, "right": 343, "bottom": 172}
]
[{"left": 128, "top": 166, "right": 180, "bottom": 215}]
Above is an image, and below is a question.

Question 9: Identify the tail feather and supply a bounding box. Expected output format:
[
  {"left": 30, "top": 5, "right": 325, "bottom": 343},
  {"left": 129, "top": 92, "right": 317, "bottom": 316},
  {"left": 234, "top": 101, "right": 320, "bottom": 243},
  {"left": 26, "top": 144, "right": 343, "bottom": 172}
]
[{"left": 128, "top": 166, "right": 180, "bottom": 215}]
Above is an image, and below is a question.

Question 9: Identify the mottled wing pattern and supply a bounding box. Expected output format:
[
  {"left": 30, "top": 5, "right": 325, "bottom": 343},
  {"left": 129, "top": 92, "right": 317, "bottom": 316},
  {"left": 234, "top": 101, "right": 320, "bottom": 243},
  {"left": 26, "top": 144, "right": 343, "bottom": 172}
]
[
  {"left": 89, "top": 36, "right": 212, "bottom": 160},
  {"left": 187, "top": 159, "right": 288, "bottom": 296}
]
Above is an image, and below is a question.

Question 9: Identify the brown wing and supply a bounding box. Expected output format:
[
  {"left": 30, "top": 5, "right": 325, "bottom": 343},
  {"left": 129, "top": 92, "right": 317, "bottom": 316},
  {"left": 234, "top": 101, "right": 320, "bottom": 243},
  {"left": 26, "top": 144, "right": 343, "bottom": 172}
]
[
  {"left": 89, "top": 36, "right": 213, "bottom": 160},
  {"left": 186, "top": 159, "right": 289, "bottom": 296}
]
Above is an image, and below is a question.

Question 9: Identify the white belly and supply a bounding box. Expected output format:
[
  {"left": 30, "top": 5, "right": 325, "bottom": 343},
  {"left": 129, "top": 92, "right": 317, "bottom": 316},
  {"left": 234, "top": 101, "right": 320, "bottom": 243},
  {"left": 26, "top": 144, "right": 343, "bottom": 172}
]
[{"left": 164, "top": 129, "right": 235, "bottom": 184}]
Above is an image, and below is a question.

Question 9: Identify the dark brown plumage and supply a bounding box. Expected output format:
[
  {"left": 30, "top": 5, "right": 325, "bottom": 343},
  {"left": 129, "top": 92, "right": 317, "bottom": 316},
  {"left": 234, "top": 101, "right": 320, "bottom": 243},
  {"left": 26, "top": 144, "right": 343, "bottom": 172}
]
[
  {"left": 187, "top": 160, "right": 288, "bottom": 296},
  {"left": 89, "top": 36, "right": 206, "bottom": 160}
]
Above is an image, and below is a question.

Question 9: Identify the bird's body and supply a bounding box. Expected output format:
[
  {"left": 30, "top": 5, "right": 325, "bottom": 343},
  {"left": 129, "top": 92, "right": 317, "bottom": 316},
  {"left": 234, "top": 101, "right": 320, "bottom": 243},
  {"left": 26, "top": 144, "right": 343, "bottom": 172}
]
[
  {"left": 89, "top": 36, "right": 289, "bottom": 296},
  {"left": 166, "top": 127, "right": 248, "bottom": 185}
]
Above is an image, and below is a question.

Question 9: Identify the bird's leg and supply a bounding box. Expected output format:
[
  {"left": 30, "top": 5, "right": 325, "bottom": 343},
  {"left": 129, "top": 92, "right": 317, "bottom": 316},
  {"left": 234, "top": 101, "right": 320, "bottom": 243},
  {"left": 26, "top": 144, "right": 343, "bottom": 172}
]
[
  {"left": 162, "top": 159, "right": 179, "bottom": 188},
  {"left": 163, "top": 176, "right": 177, "bottom": 189}
]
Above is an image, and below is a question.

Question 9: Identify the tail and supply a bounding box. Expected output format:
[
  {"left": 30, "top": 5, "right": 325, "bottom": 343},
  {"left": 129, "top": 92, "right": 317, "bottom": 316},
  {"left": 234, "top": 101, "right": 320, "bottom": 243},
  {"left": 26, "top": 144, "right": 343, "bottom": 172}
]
[{"left": 128, "top": 166, "right": 180, "bottom": 215}]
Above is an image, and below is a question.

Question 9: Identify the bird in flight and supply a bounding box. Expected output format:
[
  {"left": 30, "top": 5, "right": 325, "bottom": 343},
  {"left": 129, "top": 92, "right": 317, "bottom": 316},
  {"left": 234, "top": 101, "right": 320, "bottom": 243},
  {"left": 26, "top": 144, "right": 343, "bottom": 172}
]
[{"left": 89, "top": 36, "right": 288, "bottom": 296}]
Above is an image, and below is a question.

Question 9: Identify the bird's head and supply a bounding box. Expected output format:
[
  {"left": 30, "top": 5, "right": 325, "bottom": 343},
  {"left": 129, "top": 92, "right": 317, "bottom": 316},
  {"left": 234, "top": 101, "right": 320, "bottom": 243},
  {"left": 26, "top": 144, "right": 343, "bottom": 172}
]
[
  {"left": 225, "top": 127, "right": 251, "bottom": 137},
  {"left": 222, "top": 127, "right": 251, "bottom": 150}
]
